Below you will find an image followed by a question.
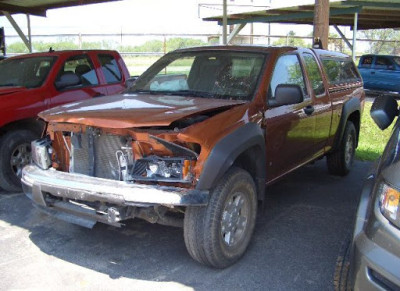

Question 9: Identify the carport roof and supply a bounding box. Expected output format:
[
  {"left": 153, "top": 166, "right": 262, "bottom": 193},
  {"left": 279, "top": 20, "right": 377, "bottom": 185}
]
[
  {"left": 0, "top": 0, "right": 119, "bottom": 17},
  {"left": 204, "top": 0, "right": 400, "bottom": 30}
]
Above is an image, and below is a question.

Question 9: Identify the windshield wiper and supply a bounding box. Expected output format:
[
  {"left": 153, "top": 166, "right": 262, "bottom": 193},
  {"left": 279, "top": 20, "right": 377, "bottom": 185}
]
[
  {"left": 131, "top": 89, "right": 215, "bottom": 98},
  {"left": 168, "top": 90, "right": 217, "bottom": 98},
  {"left": 130, "top": 89, "right": 160, "bottom": 95}
]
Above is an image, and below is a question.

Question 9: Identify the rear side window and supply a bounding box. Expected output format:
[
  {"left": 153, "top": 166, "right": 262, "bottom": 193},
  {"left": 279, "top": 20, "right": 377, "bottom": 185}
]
[
  {"left": 359, "top": 56, "right": 373, "bottom": 68},
  {"left": 302, "top": 53, "right": 325, "bottom": 96},
  {"left": 321, "top": 58, "right": 361, "bottom": 84},
  {"left": 393, "top": 57, "right": 400, "bottom": 66},
  {"left": 56, "top": 54, "right": 99, "bottom": 88},
  {"left": 98, "top": 54, "right": 122, "bottom": 84},
  {"left": 375, "top": 56, "right": 394, "bottom": 70}
]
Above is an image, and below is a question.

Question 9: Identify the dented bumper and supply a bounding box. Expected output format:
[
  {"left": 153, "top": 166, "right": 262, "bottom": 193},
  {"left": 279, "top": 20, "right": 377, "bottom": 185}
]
[{"left": 21, "top": 164, "right": 209, "bottom": 208}]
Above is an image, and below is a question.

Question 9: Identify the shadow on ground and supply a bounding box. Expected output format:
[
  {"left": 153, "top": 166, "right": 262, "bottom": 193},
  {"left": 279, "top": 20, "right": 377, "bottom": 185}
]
[{"left": 0, "top": 159, "right": 370, "bottom": 290}]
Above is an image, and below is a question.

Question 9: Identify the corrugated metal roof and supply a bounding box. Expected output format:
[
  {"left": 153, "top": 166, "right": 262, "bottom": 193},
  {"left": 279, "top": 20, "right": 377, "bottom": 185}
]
[
  {"left": 0, "top": 0, "right": 119, "bottom": 17},
  {"left": 204, "top": 0, "right": 400, "bottom": 30}
]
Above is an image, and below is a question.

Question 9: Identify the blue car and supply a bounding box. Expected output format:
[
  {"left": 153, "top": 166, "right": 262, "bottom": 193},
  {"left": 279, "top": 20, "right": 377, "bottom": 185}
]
[
  {"left": 358, "top": 54, "right": 400, "bottom": 95},
  {"left": 350, "top": 95, "right": 400, "bottom": 289}
]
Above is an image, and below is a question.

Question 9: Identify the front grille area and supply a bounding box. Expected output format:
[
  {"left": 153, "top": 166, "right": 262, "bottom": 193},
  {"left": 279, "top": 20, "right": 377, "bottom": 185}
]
[{"left": 70, "top": 131, "right": 127, "bottom": 180}]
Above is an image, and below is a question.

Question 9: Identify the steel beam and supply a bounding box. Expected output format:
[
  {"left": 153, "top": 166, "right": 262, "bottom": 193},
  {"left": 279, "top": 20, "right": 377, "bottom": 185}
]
[
  {"left": 227, "top": 23, "right": 246, "bottom": 44},
  {"left": 2, "top": 11, "right": 32, "bottom": 52},
  {"left": 333, "top": 25, "right": 353, "bottom": 51},
  {"left": 217, "top": 6, "right": 362, "bottom": 26}
]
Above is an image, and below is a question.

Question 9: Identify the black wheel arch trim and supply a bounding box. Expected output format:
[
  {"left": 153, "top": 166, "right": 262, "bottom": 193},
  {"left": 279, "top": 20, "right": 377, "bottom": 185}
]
[
  {"left": 195, "top": 122, "right": 266, "bottom": 200},
  {"left": 332, "top": 97, "right": 361, "bottom": 152}
]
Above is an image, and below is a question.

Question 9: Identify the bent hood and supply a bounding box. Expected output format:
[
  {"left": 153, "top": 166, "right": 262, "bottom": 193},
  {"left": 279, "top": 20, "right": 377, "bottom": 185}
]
[{"left": 40, "top": 93, "right": 246, "bottom": 128}]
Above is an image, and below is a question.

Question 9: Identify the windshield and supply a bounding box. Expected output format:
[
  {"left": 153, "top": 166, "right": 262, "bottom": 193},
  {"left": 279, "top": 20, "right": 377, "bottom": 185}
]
[
  {"left": 130, "top": 51, "right": 266, "bottom": 101},
  {"left": 0, "top": 56, "right": 57, "bottom": 88}
]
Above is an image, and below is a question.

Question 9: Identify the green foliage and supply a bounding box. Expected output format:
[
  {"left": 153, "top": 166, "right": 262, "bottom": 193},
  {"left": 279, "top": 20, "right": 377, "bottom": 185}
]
[
  {"left": 81, "top": 40, "right": 114, "bottom": 50},
  {"left": 7, "top": 42, "right": 29, "bottom": 53},
  {"left": 166, "top": 38, "right": 206, "bottom": 51},
  {"left": 7, "top": 37, "right": 207, "bottom": 54},
  {"left": 361, "top": 29, "right": 400, "bottom": 55},
  {"left": 356, "top": 101, "right": 395, "bottom": 161},
  {"left": 130, "top": 40, "right": 164, "bottom": 53},
  {"left": 120, "top": 38, "right": 206, "bottom": 53},
  {"left": 273, "top": 31, "right": 306, "bottom": 47}
]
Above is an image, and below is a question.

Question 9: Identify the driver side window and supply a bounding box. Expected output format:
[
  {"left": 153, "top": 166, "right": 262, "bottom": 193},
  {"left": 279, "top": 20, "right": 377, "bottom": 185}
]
[
  {"left": 269, "top": 54, "right": 307, "bottom": 100},
  {"left": 55, "top": 54, "right": 99, "bottom": 90}
]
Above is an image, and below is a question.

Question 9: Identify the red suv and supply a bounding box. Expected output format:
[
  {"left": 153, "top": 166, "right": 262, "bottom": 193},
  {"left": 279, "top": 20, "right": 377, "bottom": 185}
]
[{"left": 0, "top": 50, "right": 130, "bottom": 191}]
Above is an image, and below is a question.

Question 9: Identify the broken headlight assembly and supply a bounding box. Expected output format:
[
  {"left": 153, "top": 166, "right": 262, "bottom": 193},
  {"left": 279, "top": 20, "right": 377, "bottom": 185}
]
[
  {"left": 379, "top": 182, "right": 400, "bottom": 229},
  {"left": 132, "top": 156, "right": 195, "bottom": 183},
  {"left": 31, "top": 136, "right": 52, "bottom": 170}
]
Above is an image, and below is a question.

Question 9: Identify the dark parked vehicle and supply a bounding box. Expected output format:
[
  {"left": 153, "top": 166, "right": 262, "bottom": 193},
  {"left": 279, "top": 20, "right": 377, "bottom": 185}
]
[
  {"left": 351, "top": 95, "right": 400, "bottom": 289},
  {"left": 358, "top": 54, "right": 400, "bottom": 96},
  {"left": 22, "top": 45, "right": 364, "bottom": 268}
]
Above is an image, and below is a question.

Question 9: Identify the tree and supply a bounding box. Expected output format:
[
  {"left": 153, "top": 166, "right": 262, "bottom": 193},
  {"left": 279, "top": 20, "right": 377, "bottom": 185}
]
[
  {"left": 361, "top": 29, "right": 400, "bottom": 55},
  {"left": 273, "top": 31, "right": 307, "bottom": 47}
]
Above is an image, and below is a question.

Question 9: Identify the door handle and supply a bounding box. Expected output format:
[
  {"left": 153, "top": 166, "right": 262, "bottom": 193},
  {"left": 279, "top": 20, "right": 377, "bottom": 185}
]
[{"left": 304, "top": 105, "right": 314, "bottom": 115}]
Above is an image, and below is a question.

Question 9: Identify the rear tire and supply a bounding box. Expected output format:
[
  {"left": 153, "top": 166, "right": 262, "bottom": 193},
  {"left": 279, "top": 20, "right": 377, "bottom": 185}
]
[
  {"left": 0, "top": 130, "right": 38, "bottom": 192},
  {"left": 184, "top": 167, "right": 257, "bottom": 268},
  {"left": 327, "top": 121, "right": 356, "bottom": 176}
]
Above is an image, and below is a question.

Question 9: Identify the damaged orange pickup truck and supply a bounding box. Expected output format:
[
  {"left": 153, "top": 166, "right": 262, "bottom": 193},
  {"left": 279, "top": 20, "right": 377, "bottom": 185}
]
[{"left": 22, "top": 46, "right": 365, "bottom": 268}]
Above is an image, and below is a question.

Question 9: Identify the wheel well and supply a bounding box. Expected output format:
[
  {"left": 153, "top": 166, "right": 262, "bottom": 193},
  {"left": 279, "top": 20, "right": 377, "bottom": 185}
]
[
  {"left": 0, "top": 118, "right": 45, "bottom": 138},
  {"left": 347, "top": 111, "right": 360, "bottom": 146},
  {"left": 232, "top": 145, "right": 266, "bottom": 201}
]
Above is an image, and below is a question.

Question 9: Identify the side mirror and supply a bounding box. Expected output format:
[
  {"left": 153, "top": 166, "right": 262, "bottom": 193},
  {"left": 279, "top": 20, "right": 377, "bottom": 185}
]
[
  {"left": 55, "top": 72, "right": 81, "bottom": 90},
  {"left": 371, "top": 95, "right": 399, "bottom": 130},
  {"left": 269, "top": 84, "right": 303, "bottom": 107}
]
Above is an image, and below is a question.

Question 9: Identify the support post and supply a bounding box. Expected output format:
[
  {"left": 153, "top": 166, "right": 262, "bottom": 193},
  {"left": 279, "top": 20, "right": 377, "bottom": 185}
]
[
  {"left": 352, "top": 13, "right": 358, "bottom": 61},
  {"left": 26, "top": 14, "right": 32, "bottom": 52},
  {"left": 222, "top": 0, "right": 227, "bottom": 45},
  {"left": 313, "top": 0, "right": 329, "bottom": 49}
]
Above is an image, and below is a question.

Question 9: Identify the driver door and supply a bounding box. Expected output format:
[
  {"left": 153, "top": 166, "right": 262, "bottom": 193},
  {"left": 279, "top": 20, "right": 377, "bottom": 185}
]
[{"left": 265, "top": 53, "right": 315, "bottom": 182}]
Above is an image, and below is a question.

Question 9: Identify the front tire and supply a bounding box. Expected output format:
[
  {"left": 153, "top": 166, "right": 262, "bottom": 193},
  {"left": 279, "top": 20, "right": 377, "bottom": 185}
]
[
  {"left": 327, "top": 121, "right": 356, "bottom": 176},
  {"left": 184, "top": 167, "right": 257, "bottom": 268},
  {"left": 0, "top": 130, "right": 38, "bottom": 192}
]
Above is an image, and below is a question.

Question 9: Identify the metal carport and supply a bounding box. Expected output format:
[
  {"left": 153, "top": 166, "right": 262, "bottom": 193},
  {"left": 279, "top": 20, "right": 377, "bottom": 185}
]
[
  {"left": 0, "top": 0, "right": 119, "bottom": 53},
  {"left": 204, "top": 0, "right": 400, "bottom": 59}
]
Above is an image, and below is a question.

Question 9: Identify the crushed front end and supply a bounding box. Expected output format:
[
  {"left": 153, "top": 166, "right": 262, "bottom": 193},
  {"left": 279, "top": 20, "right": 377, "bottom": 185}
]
[{"left": 22, "top": 122, "right": 207, "bottom": 228}]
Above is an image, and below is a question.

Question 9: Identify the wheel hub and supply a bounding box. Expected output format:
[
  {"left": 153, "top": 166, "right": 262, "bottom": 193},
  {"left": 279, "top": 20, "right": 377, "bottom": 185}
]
[
  {"left": 221, "top": 192, "right": 248, "bottom": 247},
  {"left": 11, "top": 143, "right": 31, "bottom": 177},
  {"left": 344, "top": 135, "right": 354, "bottom": 165}
]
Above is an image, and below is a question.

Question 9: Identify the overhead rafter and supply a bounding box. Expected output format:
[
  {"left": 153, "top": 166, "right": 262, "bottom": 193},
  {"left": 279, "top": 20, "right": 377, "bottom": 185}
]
[
  {"left": 204, "top": 0, "right": 400, "bottom": 30},
  {"left": 0, "top": 0, "right": 119, "bottom": 17}
]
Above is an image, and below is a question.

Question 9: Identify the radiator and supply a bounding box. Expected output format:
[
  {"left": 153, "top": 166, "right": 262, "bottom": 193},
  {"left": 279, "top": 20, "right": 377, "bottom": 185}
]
[{"left": 70, "top": 130, "right": 127, "bottom": 180}]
